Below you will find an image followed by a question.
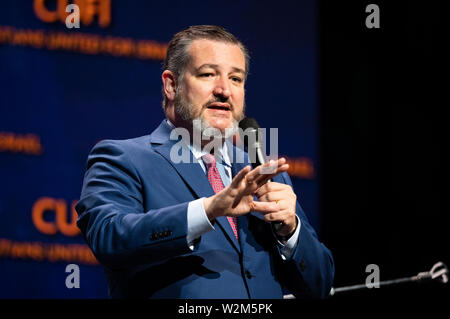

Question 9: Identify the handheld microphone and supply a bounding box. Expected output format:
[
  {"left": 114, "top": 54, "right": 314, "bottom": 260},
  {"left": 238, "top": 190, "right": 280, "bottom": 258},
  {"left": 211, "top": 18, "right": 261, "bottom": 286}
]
[{"left": 239, "top": 117, "right": 283, "bottom": 232}]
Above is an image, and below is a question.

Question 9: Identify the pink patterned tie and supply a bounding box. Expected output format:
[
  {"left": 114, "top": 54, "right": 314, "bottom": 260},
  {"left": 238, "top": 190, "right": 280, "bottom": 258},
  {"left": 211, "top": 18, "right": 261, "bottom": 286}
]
[{"left": 202, "top": 154, "right": 239, "bottom": 240}]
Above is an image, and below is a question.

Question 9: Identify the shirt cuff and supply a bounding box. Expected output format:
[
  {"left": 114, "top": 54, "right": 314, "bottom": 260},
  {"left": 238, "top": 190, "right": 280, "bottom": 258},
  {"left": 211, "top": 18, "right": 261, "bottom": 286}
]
[
  {"left": 187, "top": 198, "right": 215, "bottom": 250},
  {"left": 275, "top": 215, "right": 301, "bottom": 260}
]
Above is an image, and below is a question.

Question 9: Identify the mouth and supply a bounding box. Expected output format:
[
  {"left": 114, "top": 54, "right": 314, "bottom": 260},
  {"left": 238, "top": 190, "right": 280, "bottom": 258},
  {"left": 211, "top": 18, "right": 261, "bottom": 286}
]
[{"left": 206, "top": 103, "right": 231, "bottom": 111}]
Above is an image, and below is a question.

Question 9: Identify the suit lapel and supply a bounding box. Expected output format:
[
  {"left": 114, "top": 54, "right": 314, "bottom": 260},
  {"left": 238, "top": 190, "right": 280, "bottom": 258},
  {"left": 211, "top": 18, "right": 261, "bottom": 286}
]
[{"left": 153, "top": 142, "right": 215, "bottom": 200}]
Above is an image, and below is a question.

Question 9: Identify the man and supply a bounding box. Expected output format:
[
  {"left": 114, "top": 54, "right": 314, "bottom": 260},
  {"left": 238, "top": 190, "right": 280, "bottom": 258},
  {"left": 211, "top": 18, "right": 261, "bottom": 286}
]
[{"left": 76, "top": 25, "right": 334, "bottom": 299}]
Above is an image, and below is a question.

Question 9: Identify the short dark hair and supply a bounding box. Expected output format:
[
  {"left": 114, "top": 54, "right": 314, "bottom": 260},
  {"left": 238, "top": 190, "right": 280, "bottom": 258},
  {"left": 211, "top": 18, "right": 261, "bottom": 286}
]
[{"left": 162, "top": 25, "right": 250, "bottom": 110}]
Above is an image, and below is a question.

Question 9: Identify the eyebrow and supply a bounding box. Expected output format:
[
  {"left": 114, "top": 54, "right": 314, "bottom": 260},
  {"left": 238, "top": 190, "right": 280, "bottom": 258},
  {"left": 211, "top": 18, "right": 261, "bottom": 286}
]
[{"left": 196, "top": 64, "right": 246, "bottom": 75}]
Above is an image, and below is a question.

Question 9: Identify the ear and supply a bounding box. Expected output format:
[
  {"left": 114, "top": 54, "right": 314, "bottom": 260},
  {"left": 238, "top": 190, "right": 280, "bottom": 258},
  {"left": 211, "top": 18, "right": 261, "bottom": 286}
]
[{"left": 162, "top": 70, "right": 177, "bottom": 102}]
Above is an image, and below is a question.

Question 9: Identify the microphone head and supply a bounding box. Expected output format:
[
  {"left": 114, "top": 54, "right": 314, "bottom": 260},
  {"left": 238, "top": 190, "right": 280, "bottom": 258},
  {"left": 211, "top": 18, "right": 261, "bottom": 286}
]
[
  {"left": 238, "top": 117, "right": 260, "bottom": 149},
  {"left": 239, "top": 117, "right": 260, "bottom": 130}
]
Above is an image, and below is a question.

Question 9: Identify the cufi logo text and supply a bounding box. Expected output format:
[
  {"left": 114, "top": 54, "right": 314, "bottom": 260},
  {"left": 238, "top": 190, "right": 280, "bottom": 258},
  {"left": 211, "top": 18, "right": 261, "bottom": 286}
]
[{"left": 32, "top": 197, "right": 80, "bottom": 237}]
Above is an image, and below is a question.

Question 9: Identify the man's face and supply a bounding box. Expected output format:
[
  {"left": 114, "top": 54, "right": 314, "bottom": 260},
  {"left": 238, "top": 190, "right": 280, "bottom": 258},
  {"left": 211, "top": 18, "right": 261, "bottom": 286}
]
[{"left": 174, "top": 39, "right": 246, "bottom": 135}]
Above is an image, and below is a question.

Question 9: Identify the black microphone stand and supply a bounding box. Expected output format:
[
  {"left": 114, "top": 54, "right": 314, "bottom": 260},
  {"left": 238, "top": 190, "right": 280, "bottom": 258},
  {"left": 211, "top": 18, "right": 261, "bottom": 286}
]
[
  {"left": 282, "top": 261, "right": 448, "bottom": 299},
  {"left": 329, "top": 261, "right": 448, "bottom": 296}
]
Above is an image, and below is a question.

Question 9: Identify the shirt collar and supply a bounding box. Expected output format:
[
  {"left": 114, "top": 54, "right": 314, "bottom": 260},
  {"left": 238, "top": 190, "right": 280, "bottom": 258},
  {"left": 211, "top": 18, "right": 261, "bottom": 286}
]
[{"left": 166, "top": 119, "right": 232, "bottom": 167}]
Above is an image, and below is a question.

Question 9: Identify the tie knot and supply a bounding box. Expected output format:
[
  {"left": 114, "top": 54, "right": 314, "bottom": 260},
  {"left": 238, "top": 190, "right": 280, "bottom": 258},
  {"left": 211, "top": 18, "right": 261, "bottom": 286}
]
[{"left": 202, "top": 153, "right": 216, "bottom": 167}]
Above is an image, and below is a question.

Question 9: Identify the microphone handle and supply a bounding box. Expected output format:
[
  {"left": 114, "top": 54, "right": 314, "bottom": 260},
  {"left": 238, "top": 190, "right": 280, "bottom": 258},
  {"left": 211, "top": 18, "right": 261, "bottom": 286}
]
[{"left": 254, "top": 144, "right": 283, "bottom": 232}]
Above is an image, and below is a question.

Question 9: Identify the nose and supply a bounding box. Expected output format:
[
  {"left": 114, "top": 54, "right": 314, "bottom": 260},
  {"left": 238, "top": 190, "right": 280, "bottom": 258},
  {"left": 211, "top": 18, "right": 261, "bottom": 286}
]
[{"left": 213, "top": 77, "right": 231, "bottom": 100}]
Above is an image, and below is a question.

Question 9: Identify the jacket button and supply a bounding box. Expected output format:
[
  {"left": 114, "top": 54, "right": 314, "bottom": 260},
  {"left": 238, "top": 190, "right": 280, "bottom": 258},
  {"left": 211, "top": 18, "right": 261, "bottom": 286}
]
[
  {"left": 245, "top": 270, "right": 253, "bottom": 279},
  {"left": 299, "top": 260, "right": 307, "bottom": 272}
]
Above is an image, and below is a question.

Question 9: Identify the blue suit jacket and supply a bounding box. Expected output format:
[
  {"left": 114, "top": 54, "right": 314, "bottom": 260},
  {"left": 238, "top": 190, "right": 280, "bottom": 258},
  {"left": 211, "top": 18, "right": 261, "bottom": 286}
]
[{"left": 75, "top": 120, "right": 334, "bottom": 298}]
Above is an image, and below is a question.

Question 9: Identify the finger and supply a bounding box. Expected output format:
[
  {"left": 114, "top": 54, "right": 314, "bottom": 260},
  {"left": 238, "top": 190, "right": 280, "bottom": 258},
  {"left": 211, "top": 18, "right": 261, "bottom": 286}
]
[
  {"left": 259, "top": 158, "right": 286, "bottom": 174},
  {"left": 252, "top": 159, "right": 288, "bottom": 184},
  {"left": 257, "top": 157, "right": 287, "bottom": 176},
  {"left": 239, "top": 166, "right": 264, "bottom": 193},
  {"left": 245, "top": 158, "right": 285, "bottom": 182},
  {"left": 230, "top": 165, "right": 252, "bottom": 188},
  {"left": 263, "top": 210, "right": 291, "bottom": 223},
  {"left": 251, "top": 201, "right": 280, "bottom": 213},
  {"left": 258, "top": 192, "right": 283, "bottom": 203},
  {"left": 255, "top": 182, "right": 290, "bottom": 198},
  {"left": 243, "top": 164, "right": 263, "bottom": 183},
  {"left": 254, "top": 164, "right": 289, "bottom": 187}
]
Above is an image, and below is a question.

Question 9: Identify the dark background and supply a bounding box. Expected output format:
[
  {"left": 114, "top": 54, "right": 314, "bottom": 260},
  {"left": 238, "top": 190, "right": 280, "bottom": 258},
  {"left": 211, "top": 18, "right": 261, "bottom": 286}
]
[{"left": 320, "top": 0, "right": 448, "bottom": 303}]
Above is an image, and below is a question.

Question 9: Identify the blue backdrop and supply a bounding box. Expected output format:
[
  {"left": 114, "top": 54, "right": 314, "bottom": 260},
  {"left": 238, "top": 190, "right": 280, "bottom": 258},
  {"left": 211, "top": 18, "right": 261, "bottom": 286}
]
[{"left": 0, "top": 0, "right": 318, "bottom": 298}]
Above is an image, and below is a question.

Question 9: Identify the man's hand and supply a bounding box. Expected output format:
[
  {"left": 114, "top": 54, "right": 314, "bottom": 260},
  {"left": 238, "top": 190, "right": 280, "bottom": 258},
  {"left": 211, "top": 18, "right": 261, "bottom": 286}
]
[
  {"left": 203, "top": 158, "right": 289, "bottom": 221},
  {"left": 256, "top": 182, "right": 297, "bottom": 238}
]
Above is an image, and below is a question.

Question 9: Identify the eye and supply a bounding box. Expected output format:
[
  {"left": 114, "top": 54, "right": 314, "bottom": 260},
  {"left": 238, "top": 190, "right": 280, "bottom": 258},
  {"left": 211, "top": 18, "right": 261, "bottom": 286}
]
[
  {"left": 199, "top": 73, "right": 214, "bottom": 78},
  {"left": 231, "top": 76, "right": 243, "bottom": 83}
]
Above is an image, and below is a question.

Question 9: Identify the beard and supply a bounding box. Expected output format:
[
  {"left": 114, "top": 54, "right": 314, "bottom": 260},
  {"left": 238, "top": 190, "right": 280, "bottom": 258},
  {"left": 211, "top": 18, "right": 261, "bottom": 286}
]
[
  {"left": 174, "top": 87, "right": 244, "bottom": 140},
  {"left": 191, "top": 115, "right": 238, "bottom": 139}
]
